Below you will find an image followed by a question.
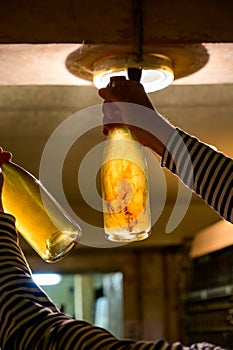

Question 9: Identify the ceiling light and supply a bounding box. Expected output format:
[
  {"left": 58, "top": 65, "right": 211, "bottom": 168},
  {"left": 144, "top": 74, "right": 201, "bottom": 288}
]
[
  {"left": 93, "top": 54, "right": 174, "bottom": 92},
  {"left": 65, "top": 44, "right": 209, "bottom": 90}
]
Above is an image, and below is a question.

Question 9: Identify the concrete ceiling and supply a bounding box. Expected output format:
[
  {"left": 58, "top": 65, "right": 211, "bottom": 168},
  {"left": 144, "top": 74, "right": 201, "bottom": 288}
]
[
  {"left": 0, "top": 0, "right": 232, "bottom": 44},
  {"left": 0, "top": 0, "right": 232, "bottom": 250}
]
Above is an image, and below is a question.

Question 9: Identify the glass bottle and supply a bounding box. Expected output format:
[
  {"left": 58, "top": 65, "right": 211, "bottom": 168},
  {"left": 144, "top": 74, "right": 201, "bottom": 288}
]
[
  {"left": 101, "top": 123, "right": 151, "bottom": 243},
  {"left": 0, "top": 161, "right": 82, "bottom": 262}
]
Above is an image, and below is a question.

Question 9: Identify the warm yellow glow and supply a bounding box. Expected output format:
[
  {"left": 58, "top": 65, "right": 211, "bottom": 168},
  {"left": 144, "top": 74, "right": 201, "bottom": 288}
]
[
  {"left": 190, "top": 220, "right": 233, "bottom": 258},
  {"left": 101, "top": 126, "right": 151, "bottom": 242},
  {"left": 102, "top": 159, "right": 148, "bottom": 225},
  {"left": 1, "top": 162, "right": 82, "bottom": 262}
]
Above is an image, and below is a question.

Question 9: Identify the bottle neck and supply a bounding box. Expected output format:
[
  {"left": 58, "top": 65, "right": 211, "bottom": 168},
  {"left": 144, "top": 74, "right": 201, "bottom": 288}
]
[{"left": 107, "top": 125, "right": 135, "bottom": 141}]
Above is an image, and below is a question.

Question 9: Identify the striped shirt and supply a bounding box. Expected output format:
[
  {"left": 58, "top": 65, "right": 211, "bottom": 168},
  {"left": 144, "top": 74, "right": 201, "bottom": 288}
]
[
  {"left": 0, "top": 213, "right": 226, "bottom": 349},
  {"left": 162, "top": 128, "right": 233, "bottom": 223},
  {"left": 0, "top": 129, "right": 231, "bottom": 349}
]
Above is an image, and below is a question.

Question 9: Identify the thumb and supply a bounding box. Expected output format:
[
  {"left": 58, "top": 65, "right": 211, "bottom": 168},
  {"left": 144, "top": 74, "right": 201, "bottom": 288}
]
[{"left": 98, "top": 87, "right": 112, "bottom": 101}]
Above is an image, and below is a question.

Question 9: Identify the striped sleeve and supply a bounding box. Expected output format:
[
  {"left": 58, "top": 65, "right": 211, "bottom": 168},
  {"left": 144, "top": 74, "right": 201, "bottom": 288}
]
[
  {"left": 0, "top": 213, "right": 226, "bottom": 350},
  {"left": 161, "top": 128, "right": 233, "bottom": 222}
]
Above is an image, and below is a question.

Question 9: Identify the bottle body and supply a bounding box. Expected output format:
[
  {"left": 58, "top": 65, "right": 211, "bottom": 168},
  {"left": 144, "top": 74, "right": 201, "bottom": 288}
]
[
  {"left": 1, "top": 162, "right": 82, "bottom": 262},
  {"left": 101, "top": 126, "right": 151, "bottom": 242}
]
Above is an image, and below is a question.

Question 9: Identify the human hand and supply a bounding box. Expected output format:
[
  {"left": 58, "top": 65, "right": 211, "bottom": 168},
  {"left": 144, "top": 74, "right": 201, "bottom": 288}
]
[
  {"left": 0, "top": 148, "right": 12, "bottom": 212},
  {"left": 99, "top": 76, "right": 155, "bottom": 109},
  {"left": 98, "top": 77, "right": 175, "bottom": 156},
  {"left": 0, "top": 147, "right": 12, "bottom": 166}
]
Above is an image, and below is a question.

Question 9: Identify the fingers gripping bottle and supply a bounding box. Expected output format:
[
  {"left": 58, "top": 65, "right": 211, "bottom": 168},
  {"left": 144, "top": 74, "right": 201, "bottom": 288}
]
[
  {"left": 101, "top": 76, "right": 151, "bottom": 242},
  {"left": 0, "top": 154, "right": 82, "bottom": 262}
]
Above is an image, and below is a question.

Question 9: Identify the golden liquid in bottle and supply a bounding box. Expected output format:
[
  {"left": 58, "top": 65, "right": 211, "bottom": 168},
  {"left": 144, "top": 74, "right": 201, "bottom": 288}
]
[
  {"left": 1, "top": 162, "right": 81, "bottom": 262},
  {"left": 101, "top": 126, "right": 151, "bottom": 242}
]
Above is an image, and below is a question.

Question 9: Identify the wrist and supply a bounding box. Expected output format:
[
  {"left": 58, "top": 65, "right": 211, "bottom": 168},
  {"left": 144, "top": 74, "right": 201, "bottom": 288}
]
[{"left": 144, "top": 110, "right": 175, "bottom": 156}]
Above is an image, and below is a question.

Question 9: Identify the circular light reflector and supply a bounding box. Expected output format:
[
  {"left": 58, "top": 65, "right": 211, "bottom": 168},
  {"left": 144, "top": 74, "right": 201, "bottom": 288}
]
[{"left": 93, "top": 54, "right": 174, "bottom": 92}]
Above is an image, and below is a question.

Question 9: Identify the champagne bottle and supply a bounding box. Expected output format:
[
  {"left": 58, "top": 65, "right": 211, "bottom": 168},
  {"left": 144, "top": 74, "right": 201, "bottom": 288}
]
[
  {"left": 101, "top": 77, "right": 151, "bottom": 242},
  {"left": 0, "top": 159, "right": 82, "bottom": 262}
]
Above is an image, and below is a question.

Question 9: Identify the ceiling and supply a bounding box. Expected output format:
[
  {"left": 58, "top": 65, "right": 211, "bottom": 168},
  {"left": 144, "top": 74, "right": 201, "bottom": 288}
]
[{"left": 0, "top": 0, "right": 232, "bottom": 251}]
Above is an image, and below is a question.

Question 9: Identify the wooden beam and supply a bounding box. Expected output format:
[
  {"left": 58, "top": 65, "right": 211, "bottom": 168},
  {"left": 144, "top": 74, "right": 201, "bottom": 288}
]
[{"left": 0, "top": 0, "right": 232, "bottom": 44}]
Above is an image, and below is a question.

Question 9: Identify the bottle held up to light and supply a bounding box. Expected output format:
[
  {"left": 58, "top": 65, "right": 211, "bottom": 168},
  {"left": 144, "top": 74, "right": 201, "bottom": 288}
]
[
  {"left": 101, "top": 76, "right": 151, "bottom": 242},
  {"left": 0, "top": 154, "right": 82, "bottom": 262}
]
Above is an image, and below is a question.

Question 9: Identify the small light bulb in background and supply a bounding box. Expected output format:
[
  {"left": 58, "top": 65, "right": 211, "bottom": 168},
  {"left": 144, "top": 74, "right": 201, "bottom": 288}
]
[{"left": 32, "top": 273, "right": 62, "bottom": 286}]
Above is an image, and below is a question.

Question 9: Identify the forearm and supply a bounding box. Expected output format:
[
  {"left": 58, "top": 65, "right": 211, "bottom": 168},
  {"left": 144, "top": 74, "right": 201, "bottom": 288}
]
[
  {"left": 0, "top": 213, "right": 61, "bottom": 349},
  {"left": 0, "top": 213, "right": 118, "bottom": 350},
  {"left": 162, "top": 128, "right": 233, "bottom": 222},
  {"left": 107, "top": 101, "right": 175, "bottom": 157},
  {"left": 0, "top": 213, "right": 140, "bottom": 349}
]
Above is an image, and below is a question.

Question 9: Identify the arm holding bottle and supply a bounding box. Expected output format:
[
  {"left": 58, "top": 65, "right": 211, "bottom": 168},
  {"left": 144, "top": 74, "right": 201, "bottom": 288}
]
[
  {"left": 100, "top": 78, "right": 175, "bottom": 157},
  {"left": 99, "top": 78, "right": 233, "bottom": 223}
]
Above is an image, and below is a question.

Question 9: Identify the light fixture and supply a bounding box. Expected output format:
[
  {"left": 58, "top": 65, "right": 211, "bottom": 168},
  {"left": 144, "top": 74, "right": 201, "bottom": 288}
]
[
  {"left": 32, "top": 273, "right": 62, "bottom": 286},
  {"left": 93, "top": 54, "right": 174, "bottom": 92},
  {"left": 65, "top": 44, "right": 208, "bottom": 91},
  {"left": 65, "top": 1, "right": 208, "bottom": 91}
]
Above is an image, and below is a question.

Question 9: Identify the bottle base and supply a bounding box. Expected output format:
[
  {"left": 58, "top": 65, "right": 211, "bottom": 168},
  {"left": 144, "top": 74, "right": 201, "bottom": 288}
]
[
  {"left": 45, "top": 231, "right": 80, "bottom": 263},
  {"left": 105, "top": 231, "right": 150, "bottom": 243}
]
